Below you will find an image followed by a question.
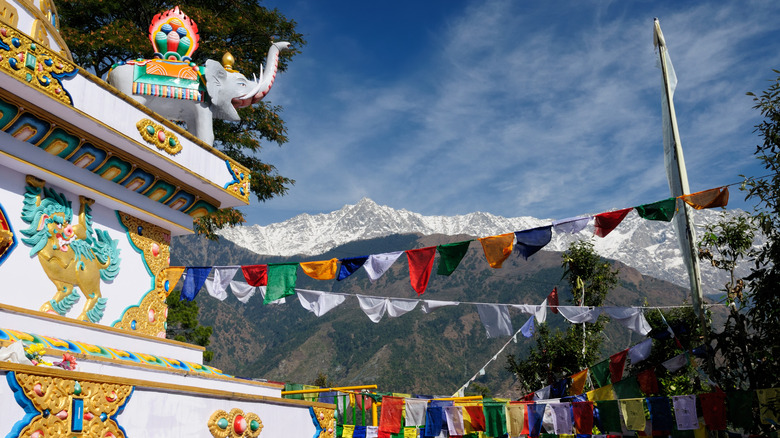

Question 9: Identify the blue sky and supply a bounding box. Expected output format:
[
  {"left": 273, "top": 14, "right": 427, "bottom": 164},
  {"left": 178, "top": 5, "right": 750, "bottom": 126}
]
[{"left": 244, "top": 0, "right": 780, "bottom": 226}]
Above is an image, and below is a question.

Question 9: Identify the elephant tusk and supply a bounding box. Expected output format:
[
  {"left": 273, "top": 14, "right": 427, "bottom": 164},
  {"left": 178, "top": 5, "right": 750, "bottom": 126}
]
[{"left": 234, "top": 41, "right": 291, "bottom": 107}]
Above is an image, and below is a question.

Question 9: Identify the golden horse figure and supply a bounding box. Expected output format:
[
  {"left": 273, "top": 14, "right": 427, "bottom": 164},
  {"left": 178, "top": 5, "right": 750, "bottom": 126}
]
[{"left": 20, "top": 176, "right": 121, "bottom": 323}]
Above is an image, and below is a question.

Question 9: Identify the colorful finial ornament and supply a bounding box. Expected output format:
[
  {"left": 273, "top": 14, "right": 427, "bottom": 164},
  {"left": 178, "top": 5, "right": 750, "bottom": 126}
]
[{"left": 148, "top": 6, "right": 200, "bottom": 61}]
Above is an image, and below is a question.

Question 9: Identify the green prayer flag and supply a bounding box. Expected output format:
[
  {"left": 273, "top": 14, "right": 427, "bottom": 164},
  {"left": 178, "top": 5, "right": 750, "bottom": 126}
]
[
  {"left": 590, "top": 359, "right": 611, "bottom": 388},
  {"left": 284, "top": 383, "right": 303, "bottom": 400},
  {"left": 266, "top": 263, "right": 298, "bottom": 304},
  {"left": 482, "top": 402, "right": 507, "bottom": 437},
  {"left": 727, "top": 390, "right": 754, "bottom": 430},
  {"left": 436, "top": 241, "right": 471, "bottom": 276},
  {"left": 613, "top": 376, "right": 643, "bottom": 399},
  {"left": 635, "top": 197, "right": 677, "bottom": 222},
  {"left": 595, "top": 400, "right": 622, "bottom": 433}
]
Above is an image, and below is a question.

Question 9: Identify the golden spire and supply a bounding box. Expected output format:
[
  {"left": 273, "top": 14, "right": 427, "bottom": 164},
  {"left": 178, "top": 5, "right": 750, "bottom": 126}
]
[{"left": 221, "top": 52, "right": 235, "bottom": 71}]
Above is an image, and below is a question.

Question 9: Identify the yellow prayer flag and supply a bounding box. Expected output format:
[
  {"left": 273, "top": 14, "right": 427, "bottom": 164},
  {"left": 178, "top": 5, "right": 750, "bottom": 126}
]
[
  {"left": 619, "top": 398, "right": 646, "bottom": 431},
  {"left": 693, "top": 420, "right": 707, "bottom": 438},
  {"left": 403, "top": 427, "right": 418, "bottom": 438},
  {"left": 757, "top": 388, "right": 780, "bottom": 425},
  {"left": 680, "top": 187, "right": 729, "bottom": 210},
  {"left": 342, "top": 425, "right": 355, "bottom": 438},
  {"left": 302, "top": 384, "right": 319, "bottom": 402},
  {"left": 300, "top": 258, "right": 339, "bottom": 280},
  {"left": 478, "top": 233, "right": 514, "bottom": 268},
  {"left": 586, "top": 384, "right": 615, "bottom": 402},
  {"left": 161, "top": 267, "right": 186, "bottom": 298},
  {"left": 569, "top": 369, "right": 588, "bottom": 396}
]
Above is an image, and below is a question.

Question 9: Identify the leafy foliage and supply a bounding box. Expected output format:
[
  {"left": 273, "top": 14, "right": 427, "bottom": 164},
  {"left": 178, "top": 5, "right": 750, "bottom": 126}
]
[
  {"left": 58, "top": 0, "right": 306, "bottom": 238},
  {"left": 506, "top": 240, "right": 618, "bottom": 393},
  {"left": 165, "top": 290, "right": 214, "bottom": 362}
]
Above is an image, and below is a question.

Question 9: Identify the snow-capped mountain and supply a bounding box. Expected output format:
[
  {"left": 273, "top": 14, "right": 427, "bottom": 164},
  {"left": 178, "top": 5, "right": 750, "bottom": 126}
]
[{"left": 218, "top": 198, "right": 754, "bottom": 295}]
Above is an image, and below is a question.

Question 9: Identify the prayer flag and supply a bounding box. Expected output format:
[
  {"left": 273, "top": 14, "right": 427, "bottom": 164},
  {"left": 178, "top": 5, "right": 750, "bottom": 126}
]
[
  {"left": 421, "top": 300, "right": 459, "bottom": 314},
  {"left": 647, "top": 396, "right": 674, "bottom": 431},
  {"left": 594, "top": 400, "right": 621, "bottom": 433},
  {"left": 436, "top": 241, "right": 471, "bottom": 276},
  {"left": 296, "top": 289, "right": 347, "bottom": 317},
  {"left": 229, "top": 280, "right": 258, "bottom": 304},
  {"left": 505, "top": 403, "right": 528, "bottom": 436},
  {"left": 572, "top": 402, "right": 593, "bottom": 435},
  {"left": 478, "top": 233, "right": 514, "bottom": 268},
  {"left": 681, "top": 186, "right": 729, "bottom": 209},
  {"left": 636, "top": 368, "right": 659, "bottom": 395},
  {"left": 590, "top": 359, "right": 611, "bottom": 388},
  {"left": 407, "top": 247, "right": 436, "bottom": 295},
  {"left": 619, "top": 399, "right": 646, "bottom": 431},
  {"left": 547, "top": 287, "right": 559, "bottom": 314},
  {"left": 162, "top": 266, "right": 185, "bottom": 296},
  {"left": 602, "top": 307, "right": 652, "bottom": 335},
  {"left": 357, "top": 295, "right": 388, "bottom": 323},
  {"left": 635, "top": 197, "right": 677, "bottom": 221},
  {"left": 181, "top": 267, "right": 210, "bottom": 301},
  {"left": 586, "top": 384, "right": 614, "bottom": 402},
  {"left": 387, "top": 298, "right": 419, "bottom": 317},
  {"left": 338, "top": 256, "right": 369, "bottom": 281},
  {"left": 241, "top": 264, "right": 268, "bottom": 286},
  {"left": 526, "top": 403, "right": 546, "bottom": 437},
  {"left": 405, "top": 399, "right": 427, "bottom": 427},
  {"left": 265, "top": 263, "right": 297, "bottom": 304},
  {"left": 379, "top": 397, "right": 404, "bottom": 434},
  {"left": 663, "top": 353, "right": 689, "bottom": 372},
  {"left": 672, "top": 395, "right": 698, "bottom": 430},
  {"left": 551, "top": 379, "right": 569, "bottom": 399},
  {"left": 514, "top": 226, "right": 552, "bottom": 259},
  {"left": 628, "top": 338, "right": 653, "bottom": 364},
  {"left": 757, "top": 388, "right": 780, "bottom": 425},
  {"left": 612, "top": 376, "right": 642, "bottom": 399},
  {"left": 300, "top": 258, "right": 338, "bottom": 280},
  {"left": 553, "top": 216, "right": 591, "bottom": 234},
  {"left": 204, "top": 266, "right": 238, "bottom": 300},
  {"left": 444, "top": 406, "right": 465, "bottom": 436},
  {"left": 698, "top": 392, "right": 727, "bottom": 430},
  {"left": 550, "top": 403, "right": 573, "bottom": 434},
  {"left": 462, "top": 405, "right": 486, "bottom": 432},
  {"left": 520, "top": 315, "right": 535, "bottom": 338},
  {"left": 365, "top": 251, "right": 404, "bottom": 282},
  {"left": 569, "top": 370, "right": 588, "bottom": 396},
  {"left": 424, "top": 407, "right": 443, "bottom": 437},
  {"left": 593, "top": 208, "right": 631, "bottom": 238},
  {"left": 475, "top": 304, "right": 513, "bottom": 338},
  {"left": 726, "top": 390, "right": 754, "bottom": 430},
  {"left": 609, "top": 349, "right": 628, "bottom": 383}
]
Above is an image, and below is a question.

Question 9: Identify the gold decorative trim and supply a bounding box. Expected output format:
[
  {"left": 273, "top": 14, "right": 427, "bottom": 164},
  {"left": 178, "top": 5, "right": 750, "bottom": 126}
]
[
  {"left": 136, "top": 118, "right": 182, "bottom": 155},
  {"left": 0, "top": 24, "right": 77, "bottom": 105},
  {"left": 225, "top": 160, "right": 251, "bottom": 204},
  {"left": 10, "top": 370, "right": 133, "bottom": 437},
  {"left": 208, "top": 408, "right": 263, "bottom": 438},
  {"left": 312, "top": 407, "right": 336, "bottom": 438},
  {"left": 2, "top": 3, "right": 73, "bottom": 61},
  {"left": 0, "top": 362, "right": 331, "bottom": 408}
]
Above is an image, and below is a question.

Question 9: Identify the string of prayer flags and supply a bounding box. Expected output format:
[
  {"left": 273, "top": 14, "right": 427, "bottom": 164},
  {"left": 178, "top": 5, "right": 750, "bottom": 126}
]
[
  {"left": 698, "top": 392, "right": 727, "bottom": 430},
  {"left": 552, "top": 216, "right": 591, "bottom": 234},
  {"left": 619, "top": 398, "right": 646, "bottom": 431},
  {"left": 436, "top": 241, "right": 471, "bottom": 276},
  {"left": 479, "top": 233, "right": 514, "bottom": 268},
  {"left": 475, "top": 304, "right": 513, "bottom": 338},
  {"left": 558, "top": 306, "right": 600, "bottom": 323},
  {"left": 609, "top": 349, "right": 628, "bottom": 383},
  {"left": 547, "top": 287, "right": 559, "bottom": 314},
  {"left": 181, "top": 266, "right": 211, "bottom": 301},
  {"left": 672, "top": 395, "right": 699, "bottom": 430},
  {"left": 300, "top": 258, "right": 338, "bottom": 280},
  {"left": 512, "top": 298, "right": 548, "bottom": 324},
  {"left": 204, "top": 266, "right": 238, "bottom": 301},
  {"left": 364, "top": 251, "right": 404, "bottom": 282},
  {"left": 681, "top": 186, "right": 729, "bottom": 209},
  {"left": 635, "top": 197, "right": 677, "bottom": 222},
  {"left": 406, "top": 246, "right": 436, "bottom": 295},
  {"left": 514, "top": 225, "right": 552, "bottom": 259},
  {"left": 296, "top": 289, "right": 347, "bottom": 316},
  {"left": 602, "top": 307, "right": 652, "bottom": 335},
  {"left": 594, "top": 208, "right": 632, "bottom": 238},
  {"left": 338, "top": 256, "right": 369, "bottom": 281}
]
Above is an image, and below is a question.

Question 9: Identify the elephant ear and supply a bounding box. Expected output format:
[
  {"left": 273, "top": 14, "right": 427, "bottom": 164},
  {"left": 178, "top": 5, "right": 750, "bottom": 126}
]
[{"left": 204, "top": 59, "right": 240, "bottom": 121}]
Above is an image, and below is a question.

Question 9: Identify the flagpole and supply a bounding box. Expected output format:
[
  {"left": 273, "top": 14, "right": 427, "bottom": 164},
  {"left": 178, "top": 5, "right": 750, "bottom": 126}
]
[{"left": 653, "top": 18, "right": 714, "bottom": 376}]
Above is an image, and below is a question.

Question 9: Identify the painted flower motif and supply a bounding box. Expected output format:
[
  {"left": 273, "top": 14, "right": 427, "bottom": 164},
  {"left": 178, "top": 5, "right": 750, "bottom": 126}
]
[{"left": 54, "top": 352, "right": 77, "bottom": 370}]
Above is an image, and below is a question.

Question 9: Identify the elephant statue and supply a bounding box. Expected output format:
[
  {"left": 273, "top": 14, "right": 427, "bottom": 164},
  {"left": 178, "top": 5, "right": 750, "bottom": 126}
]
[{"left": 107, "top": 41, "right": 290, "bottom": 145}]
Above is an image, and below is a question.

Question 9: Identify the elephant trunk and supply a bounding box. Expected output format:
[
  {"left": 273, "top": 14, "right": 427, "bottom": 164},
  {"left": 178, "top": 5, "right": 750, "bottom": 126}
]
[{"left": 232, "top": 41, "right": 291, "bottom": 108}]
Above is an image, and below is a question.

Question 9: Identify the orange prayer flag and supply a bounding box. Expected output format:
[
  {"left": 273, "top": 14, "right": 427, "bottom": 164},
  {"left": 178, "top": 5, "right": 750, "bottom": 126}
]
[
  {"left": 300, "top": 258, "right": 339, "bottom": 280},
  {"left": 478, "top": 233, "right": 514, "bottom": 268},
  {"left": 569, "top": 369, "right": 588, "bottom": 396},
  {"left": 162, "top": 266, "right": 185, "bottom": 297},
  {"left": 681, "top": 186, "right": 729, "bottom": 209}
]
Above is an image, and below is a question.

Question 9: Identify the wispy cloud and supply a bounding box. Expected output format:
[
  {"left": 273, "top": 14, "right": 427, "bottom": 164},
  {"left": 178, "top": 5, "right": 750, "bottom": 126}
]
[{"left": 248, "top": 0, "right": 779, "bottom": 225}]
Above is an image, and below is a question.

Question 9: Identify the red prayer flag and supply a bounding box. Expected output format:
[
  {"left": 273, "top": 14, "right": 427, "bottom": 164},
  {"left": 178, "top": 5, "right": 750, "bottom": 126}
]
[
  {"left": 572, "top": 401, "right": 594, "bottom": 434},
  {"left": 406, "top": 247, "right": 436, "bottom": 295},
  {"left": 378, "top": 396, "right": 404, "bottom": 433},
  {"left": 609, "top": 349, "right": 628, "bottom": 383},
  {"left": 241, "top": 264, "right": 268, "bottom": 287},
  {"left": 637, "top": 368, "right": 659, "bottom": 395},
  {"left": 464, "top": 406, "right": 486, "bottom": 431},
  {"left": 594, "top": 208, "right": 632, "bottom": 237},
  {"left": 699, "top": 392, "right": 727, "bottom": 430},
  {"left": 547, "top": 287, "right": 559, "bottom": 314}
]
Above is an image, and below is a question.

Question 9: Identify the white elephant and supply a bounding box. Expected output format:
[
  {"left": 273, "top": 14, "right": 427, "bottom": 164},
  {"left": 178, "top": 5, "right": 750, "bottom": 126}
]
[{"left": 107, "top": 42, "right": 290, "bottom": 145}]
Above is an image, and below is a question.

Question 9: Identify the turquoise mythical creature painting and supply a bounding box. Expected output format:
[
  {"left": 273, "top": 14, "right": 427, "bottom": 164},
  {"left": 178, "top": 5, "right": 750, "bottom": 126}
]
[{"left": 20, "top": 175, "right": 121, "bottom": 323}]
